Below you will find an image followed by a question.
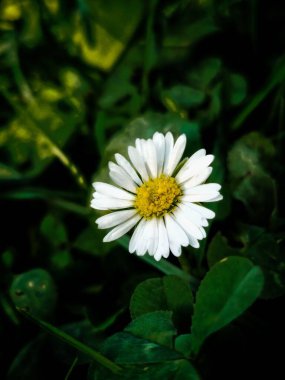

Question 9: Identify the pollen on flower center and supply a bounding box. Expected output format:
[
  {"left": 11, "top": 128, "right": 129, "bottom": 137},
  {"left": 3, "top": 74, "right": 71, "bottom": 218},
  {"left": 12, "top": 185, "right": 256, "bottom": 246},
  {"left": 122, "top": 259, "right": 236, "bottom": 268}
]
[{"left": 134, "top": 175, "right": 182, "bottom": 218}]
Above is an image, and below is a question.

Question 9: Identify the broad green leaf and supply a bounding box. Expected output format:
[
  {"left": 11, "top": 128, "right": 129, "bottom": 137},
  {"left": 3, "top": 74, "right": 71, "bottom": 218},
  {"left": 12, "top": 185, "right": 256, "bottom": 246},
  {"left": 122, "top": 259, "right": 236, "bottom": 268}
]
[
  {"left": 130, "top": 276, "right": 193, "bottom": 331},
  {"left": 10, "top": 269, "right": 57, "bottom": 319},
  {"left": 40, "top": 214, "right": 67, "bottom": 247},
  {"left": 74, "top": 225, "right": 115, "bottom": 256},
  {"left": 191, "top": 257, "right": 264, "bottom": 354},
  {"left": 228, "top": 73, "right": 247, "bottom": 106},
  {"left": 228, "top": 132, "right": 276, "bottom": 223},
  {"left": 1, "top": 249, "right": 14, "bottom": 269},
  {"left": 175, "top": 334, "right": 192, "bottom": 357},
  {"left": 163, "top": 16, "right": 218, "bottom": 50},
  {"left": 126, "top": 311, "right": 176, "bottom": 348},
  {"left": 239, "top": 226, "right": 285, "bottom": 299},
  {"left": 40, "top": 214, "right": 73, "bottom": 270},
  {"left": 187, "top": 58, "right": 222, "bottom": 89},
  {"left": 90, "top": 359, "right": 200, "bottom": 380},
  {"left": 101, "top": 331, "right": 180, "bottom": 365},
  {"left": 207, "top": 232, "right": 241, "bottom": 268},
  {"left": 162, "top": 85, "right": 205, "bottom": 110},
  {"left": 0, "top": 90, "right": 85, "bottom": 185},
  {"left": 90, "top": 312, "right": 198, "bottom": 379},
  {"left": 130, "top": 278, "right": 165, "bottom": 318},
  {"left": 69, "top": 0, "right": 143, "bottom": 71}
]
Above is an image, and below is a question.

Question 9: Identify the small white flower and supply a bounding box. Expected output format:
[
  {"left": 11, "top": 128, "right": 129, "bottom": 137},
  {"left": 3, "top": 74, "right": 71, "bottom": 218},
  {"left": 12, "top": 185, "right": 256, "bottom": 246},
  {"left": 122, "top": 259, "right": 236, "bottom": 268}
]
[{"left": 91, "top": 132, "right": 222, "bottom": 261}]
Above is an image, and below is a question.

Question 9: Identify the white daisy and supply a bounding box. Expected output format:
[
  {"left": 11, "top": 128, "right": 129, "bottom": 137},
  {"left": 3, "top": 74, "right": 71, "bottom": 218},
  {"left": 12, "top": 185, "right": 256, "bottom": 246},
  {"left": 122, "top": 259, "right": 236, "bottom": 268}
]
[{"left": 91, "top": 132, "right": 222, "bottom": 261}]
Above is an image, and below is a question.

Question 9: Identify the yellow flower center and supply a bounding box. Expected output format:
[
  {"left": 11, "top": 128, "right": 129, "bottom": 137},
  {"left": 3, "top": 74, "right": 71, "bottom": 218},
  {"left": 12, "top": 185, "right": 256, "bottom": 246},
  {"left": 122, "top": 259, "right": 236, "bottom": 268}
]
[{"left": 134, "top": 175, "right": 182, "bottom": 219}]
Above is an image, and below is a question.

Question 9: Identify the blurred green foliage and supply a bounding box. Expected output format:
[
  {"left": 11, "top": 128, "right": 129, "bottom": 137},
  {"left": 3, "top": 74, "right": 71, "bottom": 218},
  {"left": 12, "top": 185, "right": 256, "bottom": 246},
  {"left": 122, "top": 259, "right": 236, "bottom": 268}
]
[{"left": 1, "top": 0, "right": 285, "bottom": 379}]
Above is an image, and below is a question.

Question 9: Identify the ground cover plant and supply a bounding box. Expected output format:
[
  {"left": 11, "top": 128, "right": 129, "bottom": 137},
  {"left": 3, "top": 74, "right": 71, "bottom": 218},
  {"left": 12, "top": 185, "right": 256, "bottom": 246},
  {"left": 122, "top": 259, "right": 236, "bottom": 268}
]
[{"left": 0, "top": 0, "right": 285, "bottom": 379}]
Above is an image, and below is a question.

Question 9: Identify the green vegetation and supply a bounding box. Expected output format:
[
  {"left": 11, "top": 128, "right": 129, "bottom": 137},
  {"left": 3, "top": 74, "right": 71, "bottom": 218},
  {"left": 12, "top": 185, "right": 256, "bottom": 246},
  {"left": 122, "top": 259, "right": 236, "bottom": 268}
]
[{"left": 1, "top": 0, "right": 285, "bottom": 379}]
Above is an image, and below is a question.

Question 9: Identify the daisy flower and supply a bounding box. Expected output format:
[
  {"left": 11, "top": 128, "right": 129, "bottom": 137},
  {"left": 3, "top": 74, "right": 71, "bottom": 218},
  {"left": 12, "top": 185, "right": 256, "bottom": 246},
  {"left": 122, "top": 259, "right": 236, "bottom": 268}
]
[{"left": 91, "top": 132, "right": 222, "bottom": 261}]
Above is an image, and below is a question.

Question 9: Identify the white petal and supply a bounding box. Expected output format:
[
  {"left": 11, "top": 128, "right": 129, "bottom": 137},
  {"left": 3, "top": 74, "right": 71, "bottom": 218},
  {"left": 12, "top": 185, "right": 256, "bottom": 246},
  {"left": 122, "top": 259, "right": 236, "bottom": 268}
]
[
  {"left": 185, "top": 183, "right": 221, "bottom": 194},
  {"left": 135, "top": 138, "right": 144, "bottom": 156},
  {"left": 128, "top": 146, "right": 149, "bottom": 182},
  {"left": 176, "top": 155, "right": 214, "bottom": 184},
  {"left": 173, "top": 208, "right": 203, "bottom": 240},
  {"left": 164, "top": 214, "right": 189, "bottom": 247},
  {"left": 103, "top": 214, "right": 141, "bottom": 242},
  {"left": 136, "top": 220, "right": 151, "bottom": 256},
  {"left": 180, "top": 206, "right": 207, "bottom": 236},
  {"left": 162, "top": 132, "right": 174, "bottom": 175},
  {"left": 199, "top": 226, "right": 207, "bottom": 238},
  {"left": 93, "top": 182, "right": 135, "bottom": 201},
  {"left": 153, "top": 132, "right": 165, "bottom": 175},
  {"left": 146, "top": 218, "right": 159, "bottom": 256},
  {"left": 182, "top": 167, "right": 213, "bottom": 189},
  {"left": 178, "top": 203, "right": 205, "bottom": 226},
  {"left": 138, "top": 139, "right": 157, "bottom": 179},
  {"left": 96, "top": 209, "right": 137, "bottom": 229},
  {"left": 204, "top": 194, "right": 223, "bottom": 202},
  {"left": 129, "top": 219, "right": 147, "bottom": 254},
  {"left": 184, "top": 203, "right": 215, "bottom": 219},
  {"left": 182, "top": 192, "right": 221, "bottom": 202},
  {"left": 115, "top": 154, "right": 142, "bottom": 186},
  {"left": 169, "top": 242, "right": 182, "bottom": 257},
  {"left": 164, "top": 215, "right": 186, "bottom": 257},
  {"left": 144, "top": 139, "right": 158, "bottom": 178},
  {"left": 188, "top": 149, "right": 206, "bottom": 162},
  {"left": 154, "top": 218, "right": 170, "bottom": 261},
  {"left": 172, "top": 213, "right": 200, "bottom": 248},
  {"left": 164, "top": 134, "right": 186, "bottom": 176},
  {"left": 109, "top": 162, "right": 137, "bottom": 193},
  {"left": 91, "top": 196, "right": 133, "bottom": 210}
]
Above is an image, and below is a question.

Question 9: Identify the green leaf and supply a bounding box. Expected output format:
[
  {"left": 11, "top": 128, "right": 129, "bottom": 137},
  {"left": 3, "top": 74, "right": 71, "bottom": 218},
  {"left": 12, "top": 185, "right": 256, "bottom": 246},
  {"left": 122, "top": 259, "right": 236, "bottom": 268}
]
[
  {"left": 101, "top": 331, "right": 180, "bottom": 365},
  {"left": 0, "top": 89, "right": 86, "bottom": 186},
  {"left": 91, "top": 311, "right": 199, "bottom": 379},
  {"left": 187, "top": 58, "right": 222, "bottom": 89},
  {"left": 66, "top": 0, "right": 143, "bottom": 71},
  {"left": 41, "top": 214, "right": 67, "bottom": 247},
  {"left": 191, "top": 257, "right": 264, "bottom": 354},
  {"left": 228, "top": 73, "right": 247, "bottom": 106},
  {"left": 10, "top": 269, "right": 57, "bottom": 319},
  {"left": 130, "top": 276, "right": 193, "bottom": 331},
  {"left": 90, "top": 359, "right": 200, "bottom": 380},
  {"left": 162, "top": 85, "right": 205, "bottom": 110},
  {"left": 175, "top": 334, "right": 192, "bottom": 357},
  {"left": 163, "top": 16, "right": 219, "bottom": 51},
  {"left": 240, "top": 226, "right": 285, "bottom": 299},
  {"left": 207, "top": 232, "right": 241, "bottom": 268},
  {"left": 227, "top": 132, "right": 276, "bottom": 223},
  {"left": 126, "top": 311, "right": 176, "bottom": 348},
  {"left": 74, "top": 225, "right": 115, "bottom": 256}
]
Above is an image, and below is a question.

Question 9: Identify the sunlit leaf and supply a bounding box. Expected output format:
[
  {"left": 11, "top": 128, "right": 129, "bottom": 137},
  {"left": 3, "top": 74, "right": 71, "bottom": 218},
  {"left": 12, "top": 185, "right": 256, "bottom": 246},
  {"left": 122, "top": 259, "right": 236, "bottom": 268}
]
[{"left": 70, "top": 0, "right": 143, "bottom": 71}]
